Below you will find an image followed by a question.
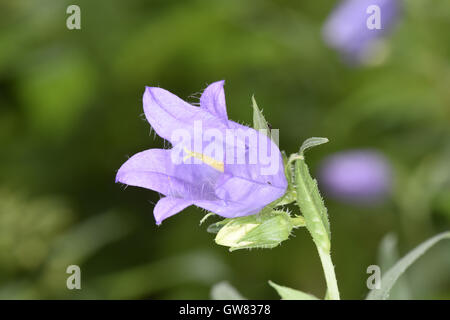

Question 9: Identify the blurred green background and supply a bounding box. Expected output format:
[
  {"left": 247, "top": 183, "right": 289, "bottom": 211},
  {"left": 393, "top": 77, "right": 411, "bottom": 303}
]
[{"left": 0, "top": 0, "right": 449, "bottom": 299}]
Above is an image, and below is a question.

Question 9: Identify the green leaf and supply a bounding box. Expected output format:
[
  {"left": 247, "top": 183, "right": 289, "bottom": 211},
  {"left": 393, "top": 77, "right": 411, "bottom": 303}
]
[
  {"left": 294, "top": 148, "right": 331, "bottom": 252},
  {"left": 366, "top": 231, "right": 450, "bottom": 300},
  {"left": 269, "top": 281, "right": 319, "bottom": 300},
  {"left": 211, "top": 281, "right": 246, "bottom": 300},
  {"left": 299, "top": 137, "right": 329, "bottom": 155},
  {"left": 252, "top": 96, "right": 270, "bottom": 135},
  {"left": 377, "top": 233, "right": 410, "bottom": 299}
]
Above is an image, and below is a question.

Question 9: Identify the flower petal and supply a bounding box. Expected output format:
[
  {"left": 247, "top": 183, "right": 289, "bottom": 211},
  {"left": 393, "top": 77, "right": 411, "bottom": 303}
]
[
  {"left": 200, "top": 80, "right": 228, "bottom": 121},
  {"left": 154, "top": 196, "right": 193, "bottom": 225},
  {"left": 215, "top": 175, "right": 285, "bottom": 204},
  {"left": 191, "top": 124, "right": 288, "bottom": 218},
  {"left": 116, "top": 148, "right": 220, "bottom": 200},
  {"left": 193, "top": 199, "right": 261, "bottom": 219},
  {"left": 194, "top": 172, "right": 286, "bottom": 219},
  {"left": 143, "top": 86, "right": 227, "bottom": 143},
  {"left": 211, "top": 175, "right": 285, "bottom": 217},
  {"left": 116, "top": 149, "right": 183, "bottom": 196},
  {"left": 221, "top": 127, "right": 288, "bottom": 193}
]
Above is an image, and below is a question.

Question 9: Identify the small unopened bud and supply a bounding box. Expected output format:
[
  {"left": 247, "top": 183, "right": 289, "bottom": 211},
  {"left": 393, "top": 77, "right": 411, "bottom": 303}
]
[{"left": 214, "top": 211, "right": 295, "bottom": 251}]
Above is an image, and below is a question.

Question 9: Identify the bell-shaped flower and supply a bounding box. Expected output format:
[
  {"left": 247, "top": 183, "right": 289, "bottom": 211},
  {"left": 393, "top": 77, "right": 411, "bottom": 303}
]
[
  {"left": 318, "top": 149, "right": 392, "bottom": 205},
  {"left": 116, "top": 81, "right": 287, "bottom": 224},
  {"left": 323, "top": 0, "right": 401, "bottom": 64}
]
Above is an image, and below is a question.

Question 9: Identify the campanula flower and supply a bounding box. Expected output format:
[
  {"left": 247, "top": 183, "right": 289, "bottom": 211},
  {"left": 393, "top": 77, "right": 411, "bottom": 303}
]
[
  {"left": 116, "top": 81, "right": 287, "bottom": 224},
  {"left": 323, "top": 0, "right": 401, "bottom": 64},
  {"left": 318, "top": 149, "right": 392, "bottom": 204}
]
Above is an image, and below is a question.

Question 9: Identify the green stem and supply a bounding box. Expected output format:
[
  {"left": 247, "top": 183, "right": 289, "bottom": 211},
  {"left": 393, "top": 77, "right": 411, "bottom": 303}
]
[
  {"left": 317, "top": 246, "right": 340, "bottom": 300},
  {"left": 291, "top": 215, "right": 306, "bottom": 227},
  {"left": 292, "top": 138, "right": 340, "bottom": 300}
]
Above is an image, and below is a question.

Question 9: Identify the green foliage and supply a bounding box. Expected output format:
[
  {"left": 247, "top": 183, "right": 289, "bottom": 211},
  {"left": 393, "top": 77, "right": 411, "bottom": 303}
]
[
  {"left": 268, "top": 280, "right": 318, "bottom": 300},
  {"left": 211, "top": 281, "right": 246, "bottom": 300},
  {"left": 252, "top": 96, "right": 270, "bottom": 133},
  {"left": 0, "top": 190, "right": 73, "bottom": 275},
  {"left": 89, "top": 251, "right": 228, "bottom": 299},
  {"left": 299, "top": 137, "right": 329, "bottom": 155},
  {"left": 377, "top": 233, "right": 411, "bottom": 299},
  {"left": 294, "top": 139, "right": 331, "bottom": 252},
  {"left": 19, "top": 52, "right": 97, "bottom": 139},
  {"left": 367, "top": 232, "right": 450, "bottom": 300}
]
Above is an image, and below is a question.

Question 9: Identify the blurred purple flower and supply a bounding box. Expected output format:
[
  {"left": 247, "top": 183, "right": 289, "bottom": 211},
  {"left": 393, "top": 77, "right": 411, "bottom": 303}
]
[
  {"left": 116, "top": 81, "right": 287, "bottom": 225},
  {"left": 323, "top": 0, "right": 401, "bottom": 63},
  {"left": 318, "top": 149, "right": 392, "bottom": 204}
]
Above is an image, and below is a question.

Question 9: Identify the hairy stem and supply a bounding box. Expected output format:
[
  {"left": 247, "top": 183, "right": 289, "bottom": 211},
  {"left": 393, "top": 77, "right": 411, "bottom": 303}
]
[{"left": 317, "top": 246, "right": 340, "bottom": 300}]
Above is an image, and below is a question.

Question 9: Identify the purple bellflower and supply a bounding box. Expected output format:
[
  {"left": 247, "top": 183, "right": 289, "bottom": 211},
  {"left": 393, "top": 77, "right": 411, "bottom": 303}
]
[
  {"left": 116, "top": 81, "right": 287, "bottom": 225},
  {"left": 323, "top": 0, "right": 401, "bottom": 64},
  {"left": 318, "top": 149, "right": 392, "bottom": 205}
]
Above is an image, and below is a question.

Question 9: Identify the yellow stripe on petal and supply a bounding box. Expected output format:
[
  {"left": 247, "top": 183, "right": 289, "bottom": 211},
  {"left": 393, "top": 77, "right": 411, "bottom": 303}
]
[{"left": 183, "top": 147, "right": 224, "bottom": 172}]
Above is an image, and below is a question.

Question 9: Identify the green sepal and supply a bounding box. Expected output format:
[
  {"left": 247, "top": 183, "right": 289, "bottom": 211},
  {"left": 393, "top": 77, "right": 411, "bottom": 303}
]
[
  {"left": 275, "top": 151, "right": 296, "bottom": 206},
  {"left": 252, "top": 95, "right": 270, "bottom": 134},
  {"left": 251, "top": 95, "right": 279, "bottom": 146}
]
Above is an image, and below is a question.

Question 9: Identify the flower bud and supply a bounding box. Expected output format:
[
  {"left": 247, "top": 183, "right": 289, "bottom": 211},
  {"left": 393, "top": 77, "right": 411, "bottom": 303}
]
[{"left": 214, "top": 211, "right": 294, "bottom": 251}]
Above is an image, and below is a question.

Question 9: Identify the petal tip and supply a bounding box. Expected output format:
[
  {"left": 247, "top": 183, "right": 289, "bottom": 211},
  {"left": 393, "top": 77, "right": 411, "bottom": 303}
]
[
  {"left": 115, "top": 164, "right": 129, "bottom": 184},
  {"left": 210, "top": 80, "right": 225, "bottom": 88},
  {"left": 115, "top": 172, "right": 123, "bottom": 184},
  {"left": 143, "top": 86, "right": 155, "bottom": 97}
]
